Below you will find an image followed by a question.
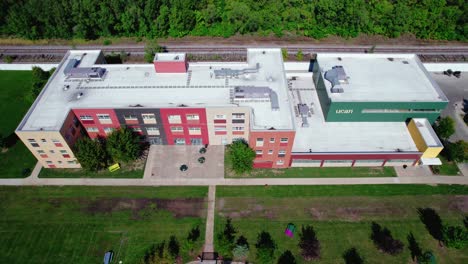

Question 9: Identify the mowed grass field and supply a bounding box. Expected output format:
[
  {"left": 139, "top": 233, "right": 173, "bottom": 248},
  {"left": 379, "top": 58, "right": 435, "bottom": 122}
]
[
  {"left": 0, "top": 71, "right": 37, "bottom": 178},
  {"left": 0, "top": 186, "right": 207, "bottom": 263},
  {"left": 215, "top": 185, "right": 468, "bottom": 264}
]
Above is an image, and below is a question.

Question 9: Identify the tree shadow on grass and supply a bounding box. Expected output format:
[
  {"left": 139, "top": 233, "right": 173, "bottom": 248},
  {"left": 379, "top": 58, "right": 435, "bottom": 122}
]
[
  {"left": 3, "top": 133, "right": 19, "bottom": 148},
  {"left": 407, "top": 232, "right": 422, "bottom": 262},
  {"left": 370, "top": 222, "right": 404, "bottom": 255},
  {"left": 277, "top": 250, "right": 297, "bottom": 264},
  {"left": 417, "top": 208, "right": 443, "bottom": 245},
  {"left": 342, "top": 247, "right": 364, "bottom": 264}
]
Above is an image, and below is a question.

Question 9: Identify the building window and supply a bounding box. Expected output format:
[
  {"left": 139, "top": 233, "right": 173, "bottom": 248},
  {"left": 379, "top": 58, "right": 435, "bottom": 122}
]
[
  {"left": 40, "top": 139, "right": 47, "bottom": 143},
  {"left": 186, "top": 114, "right": 199, "bottom": 120},
  {"left": 188, "top": 127, "right": 201, "bottom": 135},
  {"left": 256, "top": 150, "right": 263, "bottom": 155},
  {"left": 142, "top": 113, "right": 157, "bottom": 124},
  {"left": 278, "top": 150, "right": 286, "bottom": 157},
  {"left": 232, "top": 113, "right": 245, "bottom": 119},
  {"left": 123, "top": 114, "right": 137, "bottom": 120},
  {"left": 62, "top": 154, "right": 71, "bottom": 158},
  {"left": 256, "top": 138, "right": 264, "bottom": 147},
  {"left": 97, "top": 114, "right": 112, "bottom": 124},
  {"left": 131, "top": 127, "right": 143, "bottom": 133},
  {"left": 146, "top": 127, "right": 160, "bottom": 135},
  {"left": 214, "top": 126, "right": 227, "bottom": 131},
  {"left": 280, "top": 138, "right": 288, "bottom": 143},
  {"left": 49, "top": 150, "right": 55, "bottom": 154},
  {"left": 67, "top": 160, "right": 77, "bottom": 164},
  {"left": 233, "top": 126, "right": 244, "bottom": 131},
  {"left": 174, "top": 138, "right": 186, "bottom": 145},
  {"left": 79, "top": 115, "right": 93, "bottom": 121},
  {"left": 58, "top": 161, "right": 62, "bottom": 164},
  {"left": 52, "top": 139, "right": 63, "bottom": 147},
  {"left": 324, "top": 160, "right": 353, "bottom": 163},
  {"left": 104, "top": 127, "right": 115, "bottom": 134},
  {"left": 97, "top": 114, "right": 111, "bottom": 120},
  {"left": 270, "top": 138, "right": 275, "bottom": 143},
  {"left": 46, "top": 161, "right": 53, "bottom": 164},
  {"left": 168, "top": 115, "right": 181, "bottom": 124},
  {"left": 191, "top": 138, "right": 203, "bottom": 145},
  {"left": 86, "top": 127, "right": 99, "bottom": 133},
  {"left": 60, "top": 150, "right": 67, "bottom": 154},
  {"left": 276, "top": 160, "right": 284, "bottom": 165},
  {"left": 31, "top": 143, "right": 39, "bottom": 148},
  {"left": 170, "top": 126, "right": 183, "bottom": 133},
  {"left": 37, "top": 150, "right": 45, "bottom": 154},
  {"left": 214, "top": 114, "right": 226, "bottom": 119},
  {"left": 268, "top": 150, "right": 273, "bottom": 155}
]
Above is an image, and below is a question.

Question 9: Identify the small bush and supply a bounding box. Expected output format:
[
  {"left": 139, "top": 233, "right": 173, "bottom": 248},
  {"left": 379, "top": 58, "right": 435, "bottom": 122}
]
[
  {"left": 442, "top": 225, "right": 468, "bottom": 249},
  {"left": 296, "top": 49, "right": 304, "bottom": 61},
  {"left": 255, "top": 231, "right": 276, "bottom": 264},
  {"left": 103, "top": 39, "right": 112, "bottom": 45},
  {"left": 3, "top": 55, "right": 14, "bottom": 63}
]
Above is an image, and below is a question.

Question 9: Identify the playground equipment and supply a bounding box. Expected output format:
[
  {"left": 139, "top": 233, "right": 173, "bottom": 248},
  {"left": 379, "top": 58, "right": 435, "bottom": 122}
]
[
  {"left": 284, "top": 223, "right": 296, "bottom": 238},
  {"left": 108, "top": 163, "right": 120, "bottom": 172}
]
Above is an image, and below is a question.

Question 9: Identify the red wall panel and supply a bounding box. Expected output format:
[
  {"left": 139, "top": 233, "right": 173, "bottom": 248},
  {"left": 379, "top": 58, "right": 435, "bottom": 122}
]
[
  {"left": 249, "top": 130, "right": 296, "bottom": 168},
  {"left": 290, "top": 152, "right": 422, "bottom": 167},
  {"left": 72, "top": 109, "right": 121, "bottom": 139},
  {"left": 154, "top": 61, "right": 188, "bottom": 73},
  {"left": 159, "top": 108, "right": 209, "bottom": 145}
]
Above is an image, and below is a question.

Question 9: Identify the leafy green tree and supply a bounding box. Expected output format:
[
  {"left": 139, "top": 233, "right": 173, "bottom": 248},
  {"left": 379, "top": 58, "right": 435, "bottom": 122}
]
[
  {"left": 418, "top": 251, "right": 435, "bottom": 264},
  {"left": 255, "top": 231, "right": 276, "bottom": 264},
  {"left": 228, "top": 140, "right": 255, "bottom": 174},
  {"left": 232, "top": 244, "right": 249, "bottom": 261},
  {"left": 446, "top": 140, "right": 467, "bottom": 162},
  {"left": 144, "top": 40, "right": 165, "bottom": 63},
  {"left": 143, "top": 241, "right": 172, "bottom": 264},
  {"left": 442, "top": 225, "right": 468, "bottom": 249},
  {"left": 433, "top": 117, "right": 455, "bottom": 141},
  {"left": 281, "top": 48, "right": 288, "bottom": 60},
  {"left": 74, "top": 137, "right": 108, "bottom": 171},
  {"left": 217, "top": 218, "right": 237, "bottom": 254},
  {"left": 106, "top": 127, "right": 141, "bottom": 163},
  {"left": 31, "top": 66, "right": 54, "bottom": 100},
  {"left": 299, "top": 225, "right": 320, "bottom": 260},
  {"left": 296, "top": 49, "right": 303, "bottom": 61}
]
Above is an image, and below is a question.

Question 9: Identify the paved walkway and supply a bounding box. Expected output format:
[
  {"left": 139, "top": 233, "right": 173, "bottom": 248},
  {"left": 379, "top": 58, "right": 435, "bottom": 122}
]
[
  {"left": 1, "top": 174, "right": 468, "bottom": 186},
  {"left": 203, "top": 186, "right": 216, "bottom": 253}
]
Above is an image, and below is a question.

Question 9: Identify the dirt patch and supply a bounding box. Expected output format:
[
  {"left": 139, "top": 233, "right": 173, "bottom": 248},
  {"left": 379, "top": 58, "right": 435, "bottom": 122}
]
[
  {"left": 83, "top": 197, "right": 205, "bottom": 219},
  {"left": 448, "top": 196, "right": 468, "bottom": 213}
]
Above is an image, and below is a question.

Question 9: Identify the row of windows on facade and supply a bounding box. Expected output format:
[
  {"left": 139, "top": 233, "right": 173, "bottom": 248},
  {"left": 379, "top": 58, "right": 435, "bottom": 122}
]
[
  {"left": 28, "top": 138, "right": 63, "bottom": 148},
  {"left": 256, "top": 149, "right": 287, "bottom": 157},
  {"left": 46, "top": 160, "right": 77, "bottom": 165},
  {"left": 256, "top": 137, "right": 289, "bottom": 146},
  {"left": 78, "top": 113, "right": 245, "bottom": 124},
  {"left": 85, "top": 125, "right": 245, "bottom": 134},
  {"left": 292, "top": 159, "right": 416, "bottom": 163},
  {"left": 37, "top": 149, "right": 70, "bottom": 158}
]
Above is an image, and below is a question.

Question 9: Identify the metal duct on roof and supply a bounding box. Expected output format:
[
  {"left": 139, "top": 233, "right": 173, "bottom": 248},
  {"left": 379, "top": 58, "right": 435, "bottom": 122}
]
[
  {"left": 214, "top": 63, "right": 260, "bottom": 78},
  {"left": 324, "top": 65, "right": 348, "bottom": 93},
  {"left": 233, "top": 86, "right": 279, "bottom": 111}
]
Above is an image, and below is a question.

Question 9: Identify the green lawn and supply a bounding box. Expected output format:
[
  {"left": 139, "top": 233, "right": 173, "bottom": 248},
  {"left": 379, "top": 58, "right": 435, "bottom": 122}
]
[
  {"left": 0, "top": 186, "right": 208, "bottom": 263},
  {"left": 0, "top": 70, "right": 37, "bottom": 178},
  {"left": 215, "top": 185, "right": 468, "bottom": 264},
  {"left": 225, "top": 150, "right": 396, "bottom": 178},
  {"left": 39, "top": 167, "right": 144, "bottom": 178},
  {"left": 431, "top": 156, "right": 461, "bottom": 176}
]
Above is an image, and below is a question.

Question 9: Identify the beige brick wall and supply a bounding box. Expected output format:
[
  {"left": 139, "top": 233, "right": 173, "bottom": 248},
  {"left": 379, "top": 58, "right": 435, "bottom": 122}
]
[{"left": 206, "top": 107, "right": 250, "bottom": 145}]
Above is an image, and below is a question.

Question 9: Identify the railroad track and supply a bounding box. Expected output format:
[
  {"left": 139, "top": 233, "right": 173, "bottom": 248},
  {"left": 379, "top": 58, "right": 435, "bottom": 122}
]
[{"left": 1, "top": 45, "right": 468, "bottom": 56}]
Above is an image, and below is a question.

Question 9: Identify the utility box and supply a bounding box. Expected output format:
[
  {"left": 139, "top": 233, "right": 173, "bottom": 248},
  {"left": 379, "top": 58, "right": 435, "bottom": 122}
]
[{"left": 153, "top": 53, "right": 187, "bottom": 73}]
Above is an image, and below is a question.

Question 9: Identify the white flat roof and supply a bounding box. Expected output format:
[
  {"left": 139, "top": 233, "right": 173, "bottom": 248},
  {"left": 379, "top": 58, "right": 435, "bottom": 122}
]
[
  {"left": 412, "top": 118, "right": 443, "bottom": 147},
  {"left": 17, "top": 49, "right": 294, "bottom": 131},
  {"left": 317, "top": 53, "right": 448, "bottom": 102},
  {"left": 285, "top": 71, "right": 418, "bottom": 153},
  {"left": 154, "top": 53, "right": 186, "bottom": 61}
]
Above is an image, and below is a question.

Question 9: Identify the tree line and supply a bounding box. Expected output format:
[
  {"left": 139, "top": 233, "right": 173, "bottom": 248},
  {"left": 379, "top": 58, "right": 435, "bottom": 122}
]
[{"left": 0, "top": 0, "right": 466, "bottom": 41}]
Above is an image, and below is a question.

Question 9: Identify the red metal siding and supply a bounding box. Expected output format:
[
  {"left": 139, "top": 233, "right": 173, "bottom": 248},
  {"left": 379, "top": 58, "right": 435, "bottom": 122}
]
[
  {"left": 154, "top": 61, "right": 188, "bottom": 73},
  {"left": 254, "top": 161, "right": 273, "bottom": 168},
  {"left": 72, "top": 109, "right": 121, "bottom": 139},
  {"left": 290, "top": 152, "right": 422, "bottom": 167},
  {"left": 249, "top": 130, "right": 296, "bottom": 168},
  {"left": 160, "top": 108, "right": 209, "bottom": 145}
]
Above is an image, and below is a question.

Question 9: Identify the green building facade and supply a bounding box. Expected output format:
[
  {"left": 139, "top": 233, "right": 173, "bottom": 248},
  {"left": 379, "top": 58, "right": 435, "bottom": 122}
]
[{"left": 313, "top": 62, "right": 448, "bottom": 124}]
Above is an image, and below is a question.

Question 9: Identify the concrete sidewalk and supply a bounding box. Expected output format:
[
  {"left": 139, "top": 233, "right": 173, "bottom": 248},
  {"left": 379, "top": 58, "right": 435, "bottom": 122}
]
[
  {"left": 1, "top": 175, "right": 467, "bottom": 186},
  {"left": 203, "top": 186, "right": 216, "bottom": 253}
]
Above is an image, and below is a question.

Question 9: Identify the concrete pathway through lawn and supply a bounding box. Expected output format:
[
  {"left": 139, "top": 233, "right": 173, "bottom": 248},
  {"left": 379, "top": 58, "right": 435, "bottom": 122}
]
[
  {"left": 1, "top": 174, "right": 468, "bottom": 186},
  {"left": 203, "top": 185, "right": 216, "bottom": 253}
]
